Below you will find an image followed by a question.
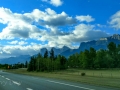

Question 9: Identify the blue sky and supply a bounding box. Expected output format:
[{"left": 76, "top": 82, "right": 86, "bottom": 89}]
[{"left": 0, "top": 0, "right": 120, "bottom": 58}]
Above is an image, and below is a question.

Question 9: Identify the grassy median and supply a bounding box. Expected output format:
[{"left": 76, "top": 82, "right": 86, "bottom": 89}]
[{"left": 4, "top": 68, "right": 120, "bottom": 88}]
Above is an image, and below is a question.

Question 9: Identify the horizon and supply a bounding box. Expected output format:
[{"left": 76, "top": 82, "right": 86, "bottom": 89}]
[{"left": 0, "top": 0, "right": 120, "bottom": 58}]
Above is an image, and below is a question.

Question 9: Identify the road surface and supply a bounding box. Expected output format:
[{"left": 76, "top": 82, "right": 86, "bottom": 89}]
[{"left": 0, "top": 70, "right": 119, "bottom": 90}]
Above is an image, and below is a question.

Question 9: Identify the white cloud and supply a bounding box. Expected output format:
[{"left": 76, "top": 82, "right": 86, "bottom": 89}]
[
  {"left": 97, "top": 24, "right": 106, "bottom": 28},
  {"left": 76, "top": 15, "right": 95, "bottom": 22},
  {"left": 0, "top": 7, "right": 75, "bottom": 40},
  {"left": 41, "top": 8, "right": 76, "bottom": 27},
  {"left": 0, "top": 45, "right": 42, "bottom": 57},
  {"left": 45, "top": 8, "right": 56, "bottom": 15},
  {"left": 42, "top": 0, "right": 63, "bottom": 7},
  {"left": 18, "top": 41, "right": 28, "bottom": 45},
  {"left": 8, "top": 40, "right": 18, "bottom": 44},
  {"left": 73, "top": 24, "right": 95, "bottom": 35},
  {"left": 55, "top": 24, "right": 109, "bottom": 45},
  {"left": 109, "top": 11, "right": 120, "bottom": 30},
  {"left": 0, "top": 7, "right": 43, "bottom": 39},
  {"left": 8, "top": 40, "right": 28, "bottom": 45},
  {"left": 50, "top": 0, "right": 63, "bottom": 7}
]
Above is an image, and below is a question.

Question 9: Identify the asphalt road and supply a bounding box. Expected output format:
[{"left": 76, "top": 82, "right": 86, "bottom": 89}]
[{"left": 0, "top": 70, "right": 119, "bottom": 90}]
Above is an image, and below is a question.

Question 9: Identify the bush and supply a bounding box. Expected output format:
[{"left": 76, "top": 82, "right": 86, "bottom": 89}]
[{"left": 81, "top": 72, "right": 86, "bottom": 76}]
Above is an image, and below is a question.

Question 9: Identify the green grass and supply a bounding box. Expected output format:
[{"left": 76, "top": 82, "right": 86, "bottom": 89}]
[{"left": 4, "top": 68, "right": 120, "bottom": 88}]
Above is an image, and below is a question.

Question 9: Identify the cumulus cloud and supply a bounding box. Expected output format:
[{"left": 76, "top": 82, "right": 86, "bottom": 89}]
[
  {"left": 0, "top": 7, "right": 43, "bottom": 39},
  {"left": 8, "top": 40, "right": 18, "bottom": 44},
  {"left": 59, "top": 24, "right": 109, "bottom": 43},
  {"left": 109, "top": 11, "right": 120, "bottom": 30},
  {"left": 42, "top": 0, "right": 63, "bottom": 7},
  {"left": 0, "top": 7, "right": 75, "bottom": 40},
  {"left": 0, "top": 44, "right": 42, "bottom": 58},
  {"left": 19, "top": 41, "right": 28, "bottom": 45},
  {"left": 76, "top": 15, "right": 95, "bottom": 22},
  {"left": 50, "top": 0, "right": 63, "bottom": 7},
  {"left": 8, "top": 40, "right": 28, "bottom": 45},
  {"left": 41, "top": 10, "right": 76, "bottom": 27}
]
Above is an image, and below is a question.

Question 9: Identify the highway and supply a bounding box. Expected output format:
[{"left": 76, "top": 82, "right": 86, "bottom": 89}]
[{"left": 0, "top": 70, "right": 119, "bottom": 90}]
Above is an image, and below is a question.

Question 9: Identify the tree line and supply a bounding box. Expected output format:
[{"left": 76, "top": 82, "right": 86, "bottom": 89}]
[
  {"left": 0, "top": 61, "right": 28, "bottom": 69},
  {"left": 68, "top": 42, "right": 120, "bottom": 69},
  {"left": 27, "top": 48, "right": 67, "bottom": 72}
]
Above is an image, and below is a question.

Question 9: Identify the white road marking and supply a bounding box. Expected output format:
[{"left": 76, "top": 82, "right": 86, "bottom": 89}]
[
  {"left": 26, "top": 88, "right": 33, "bottom": 90},
  {"left": 47, "top": 80, "right": 95, "bottom": 90},
  {"left": 12, "top": 81, "right": 21, "bottom": 86},
  {"left": 6, "top": 78, "right": 10, "bottom": 80}
]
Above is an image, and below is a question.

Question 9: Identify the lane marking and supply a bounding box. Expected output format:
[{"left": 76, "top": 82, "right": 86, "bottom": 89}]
[
  {"left": 6, "top": 78, "right": 10, "bottom": 80},
  {"left": 47, "top": 80, "right": 95, "bottom": 90},
  {"left": 12, "top": 81, "right": 21, "bottom": 86},
  {"left": 26, "top": 88, "right": 33, "bottom": 90}
]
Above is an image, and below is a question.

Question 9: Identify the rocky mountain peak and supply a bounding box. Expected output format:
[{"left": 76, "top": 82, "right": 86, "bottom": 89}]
[{"left": 111, "top": 34, "right": 120, "bottom": 40}]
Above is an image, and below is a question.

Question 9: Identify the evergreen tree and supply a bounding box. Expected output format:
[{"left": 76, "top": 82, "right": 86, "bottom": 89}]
[
  {"left": 50, "top": 48, "right": 55, "bottom": 71},
  {"left": 36, "top": 53, "right": 42, "bottom": 71},
  {"left": 60, "top": 56, "right": 67, "bottom": 70},
  {"left": 95, "top": 49, "right": 107, "bottom": 69},
  {"left": 116, "top": 44, "right": 120, "bottom": 68},
  {"left": 50, "top": 48, "right": 54, "bottom": 60},
  {"left": 89, "top": 47, "right": 96, "bottom": 68},
  {"left": 78, "top": 51, "right": 84, "bottom": 68},
  {"left": 44, "top": 49, "right": 48, "bottom": 58},
  {"left": 107, "top": 42, "right": 116, "bottom": 53},
  {"left": 107, "top": 42, "right": 117, "bottom": 68},
  {"left": 27, "top": 56, "right": 36, "bottom": 71},
  {"left": 82, "top": 49, "right": 89, "bottom": 69}
]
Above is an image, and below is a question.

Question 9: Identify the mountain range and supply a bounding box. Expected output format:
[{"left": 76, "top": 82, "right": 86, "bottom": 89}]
[
  {"left": 0, "top": 55, "right": 30, "bottom": 64},
  {"left": 1, "top": 34, "right": 120, "bottom": 64}
]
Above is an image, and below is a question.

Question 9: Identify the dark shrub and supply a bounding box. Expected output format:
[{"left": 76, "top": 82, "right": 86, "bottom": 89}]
[{"left": 81, "top": 72, "right": 86, "bottom": 76}]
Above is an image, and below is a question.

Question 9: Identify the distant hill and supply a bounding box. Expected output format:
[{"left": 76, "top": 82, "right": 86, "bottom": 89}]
[{"left": 0, "top": 55, "right": 31, "bottom": 64}]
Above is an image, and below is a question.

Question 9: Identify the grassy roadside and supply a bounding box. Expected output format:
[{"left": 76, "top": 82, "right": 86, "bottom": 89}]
[{"left": 4, "top": 68, "right": 120, "bottom": 88}]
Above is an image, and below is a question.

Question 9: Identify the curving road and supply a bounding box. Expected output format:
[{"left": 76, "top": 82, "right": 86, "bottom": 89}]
[{"left": 0, "top": 70, "right": 119, "bottom": 90}]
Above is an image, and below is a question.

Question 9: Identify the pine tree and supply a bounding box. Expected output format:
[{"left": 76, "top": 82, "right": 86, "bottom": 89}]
[
  {"left": 89, "top": 47, "right": 96, "bottom": 68},
  {"left": 50, "top": 48, "right": 54, "bottom": 60},
  {"left": 27, "top": 56, "right": 36, "bottom": 71},
  {"left": 44, "top": 49, "right": 48, "bottom": 58}
]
